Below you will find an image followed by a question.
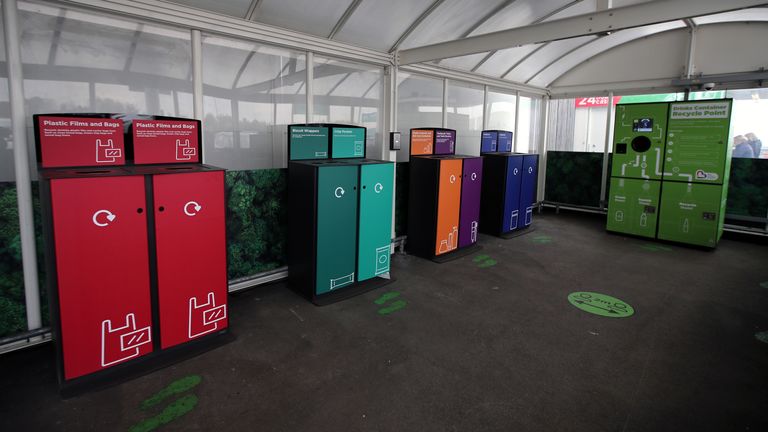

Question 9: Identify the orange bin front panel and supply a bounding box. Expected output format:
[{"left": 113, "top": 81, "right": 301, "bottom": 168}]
[
  {"left": 410, "top": 129, "right": 434, "bottom": 155},
  {"left": 435, "top": 159, "right": 463, "bottom": 255}
]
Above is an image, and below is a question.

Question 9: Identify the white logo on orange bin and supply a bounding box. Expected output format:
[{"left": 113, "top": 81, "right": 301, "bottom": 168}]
[
  {"left": 96, "top": 139, "right": 121, "bottom": 163},
  {"left": 188, "top": 292, "right": 226, "bottom": 339},
  {"left": 176, "top": 139, "right": 197, "bottom": 161},
  {"left": 101, "top": 313, "right": 151, "bottom": 367}
]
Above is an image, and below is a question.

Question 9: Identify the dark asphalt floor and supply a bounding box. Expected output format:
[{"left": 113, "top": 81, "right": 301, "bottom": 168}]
[{"left": 1, "top": 210, "right": 767, "bottom": 431}]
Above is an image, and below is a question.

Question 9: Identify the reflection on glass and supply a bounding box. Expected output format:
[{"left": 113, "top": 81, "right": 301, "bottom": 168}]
[
  {"left": 487, "top": 90, "right": 516, "bottom": 132},
  {"left": 446, "top": 81, "right": 483, "bottom": 156},
  {"left": 202, "top": 35, "right": 306, "bottom": 170},
  {"left": 18, "top": 1, "right": 194, "bottom": 176},
  {"left": 311, "top": 56, "right": 383, "bottom": 158},
  {"left": 727, "top": 88, "right": 768, "bottom": 159},
  {"left": 396, "top": 72, "right": 443, "bottom": 162}
]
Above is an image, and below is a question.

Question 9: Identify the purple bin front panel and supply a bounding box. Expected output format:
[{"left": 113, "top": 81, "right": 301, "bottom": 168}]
[
  {"left": 458, "top": 157, "right": 483, "bottom": 248},
  {"left": 434, "top": 130, "right": 456, "bottom": 155}
]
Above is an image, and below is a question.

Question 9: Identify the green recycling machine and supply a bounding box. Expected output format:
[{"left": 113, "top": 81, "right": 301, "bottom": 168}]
[
  {"left": 607, "top": 99, "right": 733, "bottom": 248},
  {"left": 288, "top": 124, "right": 394, "bottom": 304}
]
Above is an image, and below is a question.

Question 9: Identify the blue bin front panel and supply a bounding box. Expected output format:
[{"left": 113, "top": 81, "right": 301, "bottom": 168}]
[{"left": 502, "top": 156, "right": 524, "bottom": 232}]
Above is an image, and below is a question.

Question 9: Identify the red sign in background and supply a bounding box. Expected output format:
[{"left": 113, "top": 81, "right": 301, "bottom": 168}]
[
  {"left": 574, "top": 96, "right": 623, "bottom": 108},
  {"left": 132, "top": 119, "right": 200, "bottom": 164},
  {"left": 38, "top": 116, "right": 125, "bottom": 168}
]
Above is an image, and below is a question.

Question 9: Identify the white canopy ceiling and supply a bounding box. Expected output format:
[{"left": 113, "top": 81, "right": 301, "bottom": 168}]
[{"left": 167, "top": 0, "right": 768, "bottom": 92}]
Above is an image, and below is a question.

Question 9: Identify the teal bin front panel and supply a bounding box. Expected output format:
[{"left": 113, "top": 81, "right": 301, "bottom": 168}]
[
  {"left": 357, "top": 163, "right": 394, "bottom": 281},
  {"left": 316, "top": 165, "right": 358, "bottom": 294}
]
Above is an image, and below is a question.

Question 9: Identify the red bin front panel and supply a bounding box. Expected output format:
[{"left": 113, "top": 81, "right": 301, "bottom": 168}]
[
  {"left": 50, "top": 176, "right": 153, "bottom": 380},
  {"left": 152, "top": 171, "right": 228, "bottom": 349}
]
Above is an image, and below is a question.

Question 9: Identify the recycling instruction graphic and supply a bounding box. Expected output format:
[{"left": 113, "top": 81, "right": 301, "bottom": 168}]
[
  {"left": 568, "top": 292, "right": 634, "bottom": 318},
  {"left": 663, "top": 101, "right": 732, "bottom": 184},
  {"left": 37, "top": 116, "right": 125, "bottom": 167}
]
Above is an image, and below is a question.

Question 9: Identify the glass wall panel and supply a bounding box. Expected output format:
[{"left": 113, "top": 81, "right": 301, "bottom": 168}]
[
  {"left": 726, "top": 88, "right": 768, "bottom": 159},
  {"left": 312, "top": 56, "right": 383, "bottom": 158},
  {"left": 396, "top": 72, "right": 443, "bottom": 162},
  {"left": 202, "top": 34, "right": 306, "bottom": 170},
  {"left": 486, "top": 89, "right": 516, "bottom": 132},
  {"left": 517, "top": 95, "right": 541, "bottom": 153},
  {"left": 446, "top": 80, "right": 483, "bottom": 156}
]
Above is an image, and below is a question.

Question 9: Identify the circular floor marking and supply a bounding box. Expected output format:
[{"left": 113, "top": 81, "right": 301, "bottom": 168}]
[
  {"left": 568, "top": 292, "right": 634, "bottom": 318},
  {"left": 756, "top": 331, "right": 768, "bottom": 344}
]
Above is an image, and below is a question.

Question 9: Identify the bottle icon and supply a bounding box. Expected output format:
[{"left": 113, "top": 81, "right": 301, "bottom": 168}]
[{"left": 640, "top": 212, "right": 647, "bottom": 227}]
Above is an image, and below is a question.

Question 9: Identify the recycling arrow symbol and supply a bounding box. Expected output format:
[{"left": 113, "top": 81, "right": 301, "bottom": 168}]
[
  {"left": 335, "top": 187, "right": 345, "bottom": 198},
  {"left": 184, "top": 201, "right": 202, "bottom": 216},
  {"left": 92, "top": 209, "right": 116, "bottom": 227}
]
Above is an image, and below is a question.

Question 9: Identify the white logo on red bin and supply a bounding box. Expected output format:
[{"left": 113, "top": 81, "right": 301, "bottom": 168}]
[
  {"left": 96, "top": 139, "right": 122, "bottom": 163},
  {"left": 176, "top": 139, "right": 197, "bottom": 161},
  {"left": 101, "top": 313, "right": 151, "bottom": 367},
  {"left": 189, "top": 292, "right": 226, "bottom": 339},
  {"left": 92, "top": 209, "right": 116, "bottom": 227},
  {"left": 184, "top": 201, "right": 202, "bottom": 216}
]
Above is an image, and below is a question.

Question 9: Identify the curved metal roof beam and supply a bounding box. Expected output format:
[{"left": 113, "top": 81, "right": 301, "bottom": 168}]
[
  {"left": 545, "top": 26, "right": 690, "bottom": 88},
  {"left": 389, "top": 0, "right": 448, "bottom": 53},
  {"left": 245, "top": 0, "right": 262, "bottom": 20},
  {"left": 472, "top": 0, "right": 587, "bottom": 73},
  {"left": 524, "top": 38, "right": 596, "bottom": 84},
  {"left": 499, "top": 44, "right": 547, "bottom": 80},
  {"left": 545, "top": 18, "right": 768, "bottom": 88},
  {"left": 433, "top": 0, "right": 519, "bottom": 66},
  {"left": 328, "top": 0, "right": 363, "bottom": 39}
]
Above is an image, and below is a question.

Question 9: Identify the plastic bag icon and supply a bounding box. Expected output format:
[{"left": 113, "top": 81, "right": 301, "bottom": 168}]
[
  {"left": 188, "top": 292, "right": 226, "bottom": 339},
  {"left": 176, "top": 139, "right": 197, "bottom": 161},
  {"left": 101, "top": 313, "right": 151, "bottom": 367}
]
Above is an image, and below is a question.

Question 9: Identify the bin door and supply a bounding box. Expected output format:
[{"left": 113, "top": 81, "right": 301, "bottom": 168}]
[
  {"left": 358, "top": 163, "right": 394, "bottom": 281},
  {"left": 316, "top": 165, "right": 359, "bottom": 294},
  {"left": 50, "top": 175, "right": 153, "bottom": 379}
]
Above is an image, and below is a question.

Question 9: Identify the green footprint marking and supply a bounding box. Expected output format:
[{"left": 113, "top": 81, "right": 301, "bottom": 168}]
[
  {"left": 532, "top": 235, "right": 552, "bottom": 244},
  {"left": 378, "top": 299, "right": 407, "bottom": 315},
  {"left": 478, "top": 259, "right": 497, "bottom": 268},
  {"left": 130, "top": 394, "right": 199, "bottom": 432},
  {"left": 640, "top": 243, "right": 672, "bottom": 252},
  {"left": 374, "top": 291, "right": 400, "bottom": 305},
  {"left": 759, "top": 281, "right": 768, "bottom": 289},
  {"left": 472, "top": 254, "right": 490, "bottom": 263},
  {"left": 141, "top": 375, "right": 202, "bottom": 410},
  {"left": 756, "top": 331, "right": 768, "bottom": 344}
]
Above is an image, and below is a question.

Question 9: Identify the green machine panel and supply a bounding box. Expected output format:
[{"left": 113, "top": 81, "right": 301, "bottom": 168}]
[
  {"left": 611, "top": 103, "right": 669, "bottom": 180},
  {"left": 663, "top": 100, "right": 733, "bottom": 184},
  {"left": 316, "top": 164, "right": 358, "bottom": 294},
  {"left": 657, "top": 182, "right": 725, "bottom": 248},
  {"left": 289, "top": 126, "right": 329, "bottom": 160},
  {"left": 332, "top": 127, "right": 366, "bottom": 158},
  {"left": 357, "top": 163, "right": 394, "bottom": 281},
  {"left": 606, "top": 178, "right": 661, "bottom": 238}
]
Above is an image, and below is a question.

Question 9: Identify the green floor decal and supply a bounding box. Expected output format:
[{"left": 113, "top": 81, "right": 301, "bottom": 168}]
[
  {"left": 141, "top": 375, "right": 202, "bottom": 410},
  {"left": 531, "top": 235, "right": 552, "bottom": 244},
  {"left": 130, "top": 375, "right": 202, "bottom": 432},
  {"left": 374, "top": 291, "right": 400, "bottom": 305},
  {"left": 478, "top": 259, "right": 497, "bottom": 268},
  {"left": 378, "top": 299, "right": 407, "bottom": 315},
  {"left": 568, "top": 292, "right": 634, "bottom": 318},
  {"left": 640, "top": 243, "right": 672, "bottom": 252},
  {"left": 130, "top": 395, "right": 199, "bottom": 432},
  {"left": 472, "top": 254, "right": 490, "bottom": 263},
  {"left": 473, "top": 254, "right": 496, "bottom": 268},
  {"left": 759, "top": 281, "right": 768, "bottom": 289},
  {"left": 756, "top": 331, "right": 768, "bottom": 344}
]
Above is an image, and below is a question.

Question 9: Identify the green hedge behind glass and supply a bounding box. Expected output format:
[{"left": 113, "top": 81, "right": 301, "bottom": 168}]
[{"left": 0, "top": 169, "right": 288, "bottom": 338}]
